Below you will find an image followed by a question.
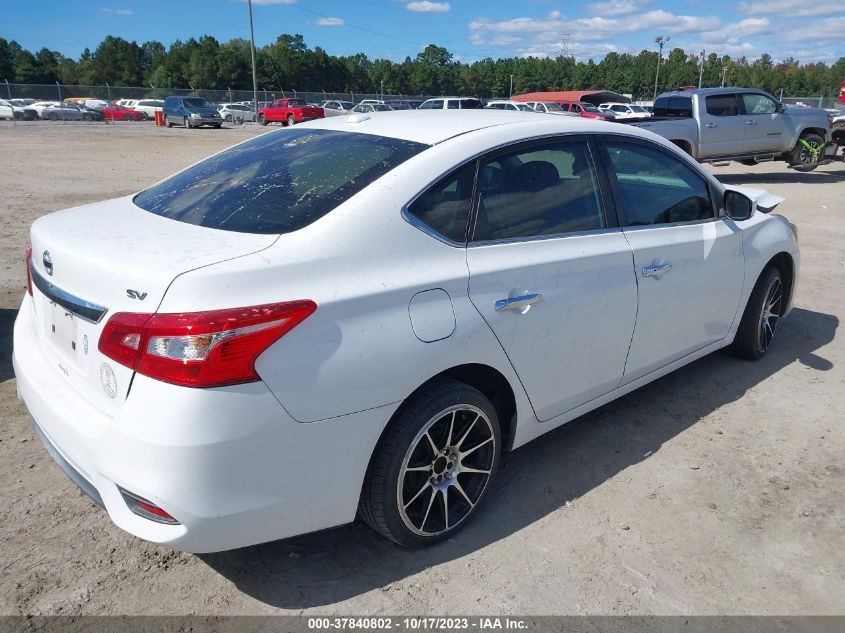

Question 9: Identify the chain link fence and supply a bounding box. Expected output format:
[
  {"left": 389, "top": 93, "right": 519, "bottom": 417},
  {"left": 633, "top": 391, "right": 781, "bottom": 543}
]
[
  {"left": 2, "top": 82, "right": 437, "bottom": 108},
  {"left": 781, "top": 95, "right": 842, "bottom": 110}
]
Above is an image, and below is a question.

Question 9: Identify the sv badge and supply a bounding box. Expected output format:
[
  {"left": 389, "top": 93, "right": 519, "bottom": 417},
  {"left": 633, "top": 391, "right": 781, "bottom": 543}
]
[{"left": 126, "top": 289, "right": 148, "bottom": 301}]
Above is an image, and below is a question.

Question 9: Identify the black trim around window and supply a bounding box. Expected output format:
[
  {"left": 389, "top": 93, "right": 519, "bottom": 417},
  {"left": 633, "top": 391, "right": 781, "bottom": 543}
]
[
  {"left": 595, "top": 134, "right": 718, "bottom": 228},
  {"left": 467, "top": 134, "right": 617, "bottom": 244}
]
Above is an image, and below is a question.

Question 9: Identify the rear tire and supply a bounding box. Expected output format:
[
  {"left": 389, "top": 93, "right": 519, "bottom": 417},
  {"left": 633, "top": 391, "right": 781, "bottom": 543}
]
[
  {"left": 165, "top": 116, "right": 173, "bottom": 128},
  {"left": 287, "top": 114, "right": 295, "bottom": 127},
  {"left": 732, "top": 265, "right": 784, "bottom": 360},
  {"left": 359, "top": 379, "right": 501, "bottom": 547},
  {"left": 789, "top": 132, "right": 824, "bottom": 172}
]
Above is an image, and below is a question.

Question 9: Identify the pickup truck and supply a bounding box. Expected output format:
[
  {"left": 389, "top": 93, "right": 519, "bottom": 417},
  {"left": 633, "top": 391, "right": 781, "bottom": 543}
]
[
  {"left": 257, "top": 98, "right": 324, "bottom": 126},
  {"left": 631, "top": 88, "right": 838, "bottom": 172}
]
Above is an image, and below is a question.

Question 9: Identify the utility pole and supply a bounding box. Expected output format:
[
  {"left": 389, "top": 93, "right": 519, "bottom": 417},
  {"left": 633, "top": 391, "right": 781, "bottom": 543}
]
[
  {"left": 721, "top": 66, "right": 728, "bottom": 87},
  {"left": 248, "top": 0, "right": 259, "bottom": 114},
  {"left": 509, "top": 74, "right": 514, "bottom": 99},
  {"left": 653, "top": 35, "right": 670, "bottom": 100},
  {"left": 698, "top": 50, "right": 705, "bottom": 88}
]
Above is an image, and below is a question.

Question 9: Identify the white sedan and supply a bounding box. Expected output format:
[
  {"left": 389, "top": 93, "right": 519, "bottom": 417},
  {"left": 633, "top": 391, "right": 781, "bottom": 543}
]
[{"left": 13, "top": 111, "right": 799, "bottom": 552}]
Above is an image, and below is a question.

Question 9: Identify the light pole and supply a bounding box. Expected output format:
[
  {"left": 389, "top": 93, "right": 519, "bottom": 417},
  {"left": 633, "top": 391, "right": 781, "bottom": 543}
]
[
  {"left": 698, "top": 49, "right": 705, "bottom": 88},
  {"left": 509, "top": 74, "right": 514, "bottom": 99},
  {"left": 652, "top": 35, "right": 670, "bottom": 100},
  {"left": 248, "top": 0, "right": 259, "bottom": 114},
  {"left": 721, "top": 66, "right": 728, "bottom": 87}
]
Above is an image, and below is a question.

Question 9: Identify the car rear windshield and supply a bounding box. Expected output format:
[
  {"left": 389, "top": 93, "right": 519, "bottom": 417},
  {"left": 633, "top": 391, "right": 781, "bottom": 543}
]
[{"left": 133, "top": 128, "right": 428, "bottom": 234}]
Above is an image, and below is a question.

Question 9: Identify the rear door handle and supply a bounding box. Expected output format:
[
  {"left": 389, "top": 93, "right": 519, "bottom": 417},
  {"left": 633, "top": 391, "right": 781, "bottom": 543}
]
[
  {"left": 745, "top": 120, "right": 756, "bottom": 125},
  {"left": 642, "top": 263, "right": 672, "bottom": 278},
  {"left": 495, "top": 293, "right": 543, "bottom": 312}
]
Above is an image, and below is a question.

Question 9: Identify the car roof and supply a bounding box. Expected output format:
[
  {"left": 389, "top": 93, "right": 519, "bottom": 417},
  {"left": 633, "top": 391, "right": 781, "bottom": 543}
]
[{"left": 296, "top": 110, "right": 656, "bottom": 145}]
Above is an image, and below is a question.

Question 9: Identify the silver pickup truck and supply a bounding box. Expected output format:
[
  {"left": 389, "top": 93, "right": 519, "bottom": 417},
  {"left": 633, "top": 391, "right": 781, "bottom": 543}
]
[{"left": 632, "top": 88, "right": 838, "bottom": 172}]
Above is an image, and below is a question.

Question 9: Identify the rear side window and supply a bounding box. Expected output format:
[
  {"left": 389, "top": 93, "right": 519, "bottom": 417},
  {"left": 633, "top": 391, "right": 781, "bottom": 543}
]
[
  {"left": 706, "top": 94, "right": 739, "bottom": 116},
  {"left": 653, "top": 96, "right": 693, "bottom": 117},
  {"left": 408, "top": 163, "right": 476, "bottom": 243},
  {"left": 474, "top": 141, "right": 605, "bottom": 241},
  {"left": 419, "top": 100, "right": 443, "bottom": 110},
  {"left": 134, "top": 129, "right": 427, "bottom": 234},
  {"left": 604, "top": 140, "right": 713, "bottom": 225}
]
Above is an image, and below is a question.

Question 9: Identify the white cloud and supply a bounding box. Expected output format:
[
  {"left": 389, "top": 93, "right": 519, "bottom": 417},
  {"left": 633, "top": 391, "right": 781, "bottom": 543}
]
[
  {"left": 740, "top": 0, "right": 844, "bottom": 17},
  {"left": 406, "top": 1, "right": 450, "bottom": 13},
  {"left": 316, "top": 17, "right": 345, "bottom": 26},
  {"left": 585, "top": 0, "right": 652, "bottom": 17},
  {"left": 100, "top": 8, "right": 133, "bottom": 15},
  {"left": 699, "top": 17, "right": 771, "bottom": 44}
]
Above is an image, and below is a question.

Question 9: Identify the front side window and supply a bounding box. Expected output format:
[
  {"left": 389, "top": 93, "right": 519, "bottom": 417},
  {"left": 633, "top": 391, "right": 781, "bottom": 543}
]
[
  {"left": 706, "top": 94, "right": 740, "bottom": 117},
  {"left": 407, "top": 162, "right": 475, "bottom": 243},
  {"left": 604, "top": 140, "right": 714, "bottom": 226},
  {"left": 183, "top": 98, "right": 212, "bottom": 109},
  {"left": 741, "top": 93, "right": 777, "bottom": 115},
  {"left": 134, "top": 129, "right": 427, "bottom": 235},
  {"left": 474, "top": 141, "right": 605, "bottom": 242}
]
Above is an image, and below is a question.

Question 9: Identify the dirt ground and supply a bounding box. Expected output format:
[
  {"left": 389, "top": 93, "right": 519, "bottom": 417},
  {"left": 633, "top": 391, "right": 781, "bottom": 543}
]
[{"left": 0, "top": 121, "right": 843, "bottom": 616}]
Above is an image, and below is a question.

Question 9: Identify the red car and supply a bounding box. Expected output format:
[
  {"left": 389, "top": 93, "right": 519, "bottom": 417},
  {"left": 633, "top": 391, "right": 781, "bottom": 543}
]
[
  {"left": 258, "top": 98, "right": 324, "bottom": 126},
  {"left": 558, "top": 101, "right": 615, "bottom": 121},
  {"left": 102, "top": 104, "right": 147, "bottom": 121}
]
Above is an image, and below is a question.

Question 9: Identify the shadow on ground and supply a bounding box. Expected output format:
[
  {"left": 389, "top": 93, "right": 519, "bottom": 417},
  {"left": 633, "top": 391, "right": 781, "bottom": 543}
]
[
  {"left": 0, "top": 308, "right": 18, "bottom": 383},
  {"left": 200, "top": 306, "right": 838, "bottom": 609},
  {"left": 716, "top": 168, "right": 845, "bottom": 186}
]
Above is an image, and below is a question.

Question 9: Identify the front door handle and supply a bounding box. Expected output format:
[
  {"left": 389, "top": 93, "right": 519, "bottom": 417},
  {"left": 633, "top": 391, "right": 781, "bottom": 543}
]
[
  {"left": 745, "top": 120, "right": 756, "bottom": 125},
  {"left": 495, "top": 293, "right": 543, "bottom": 313},
  {"left": 642, "top": 263, "right": 672, "bottom": 278},
  {"left": 704, "top": 122, "right": 717, "bottom": 128}
]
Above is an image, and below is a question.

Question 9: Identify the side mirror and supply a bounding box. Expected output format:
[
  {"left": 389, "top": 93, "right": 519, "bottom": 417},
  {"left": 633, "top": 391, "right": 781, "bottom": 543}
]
[{"left": 724, "top": 190, "right": 753, "bottom": 221}]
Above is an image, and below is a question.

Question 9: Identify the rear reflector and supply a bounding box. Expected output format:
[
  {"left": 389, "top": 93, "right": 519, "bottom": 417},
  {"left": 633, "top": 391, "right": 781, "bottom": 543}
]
[
  {"left": 25, "top": 245, "right": 33, "bottom": 296},
  {"left": 99, "top": 300, "right": 316, "bottom": 388},
  {"left": 118, "top": 488, "right": 179, "bottom": 525}
]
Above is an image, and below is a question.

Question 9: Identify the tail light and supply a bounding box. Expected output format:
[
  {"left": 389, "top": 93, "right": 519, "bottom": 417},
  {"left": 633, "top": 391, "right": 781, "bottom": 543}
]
[
  {"left": 99, "top": 300, "right": 316, "bottom": 388},
  {"left": 25, "top": 244, "right": 33, "bottom": 296}
]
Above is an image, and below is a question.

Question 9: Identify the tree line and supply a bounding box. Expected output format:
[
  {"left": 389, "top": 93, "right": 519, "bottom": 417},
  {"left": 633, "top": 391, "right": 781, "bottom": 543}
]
[{"left": 1, "top": 34, "right": 843, "bottom": 100}]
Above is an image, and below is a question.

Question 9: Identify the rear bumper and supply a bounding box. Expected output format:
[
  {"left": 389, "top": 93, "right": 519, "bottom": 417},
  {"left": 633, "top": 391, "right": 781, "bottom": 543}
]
[{"left": 13, "top": 296, "right": 393, "bottom": 552}]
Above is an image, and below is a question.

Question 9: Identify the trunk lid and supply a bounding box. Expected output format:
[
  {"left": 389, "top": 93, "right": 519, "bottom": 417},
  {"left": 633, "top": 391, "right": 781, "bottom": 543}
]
[{"left": 27, "top": 196, "right": 277, "bottom": 415}]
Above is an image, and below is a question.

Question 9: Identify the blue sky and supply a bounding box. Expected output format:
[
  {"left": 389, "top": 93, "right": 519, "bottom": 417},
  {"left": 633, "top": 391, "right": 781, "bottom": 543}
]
[{"left": 4, "top": 0, "right": 844, "bottom": 64}]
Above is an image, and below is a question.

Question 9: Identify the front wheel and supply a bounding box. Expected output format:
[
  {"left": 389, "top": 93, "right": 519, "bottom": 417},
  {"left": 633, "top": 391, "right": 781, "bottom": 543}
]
[
  {"left": 183, "top": 117, "right": 191, "bottom": 129},
  {"left": 359, "top": 379, "right": 501, "bottom": 547},
  {"left": 789, "top": 133, "right": 824, "bottom": 172},
  {"left": 732, "top": 265, "right": 784, "bottom": 359},
  {"left": 258, "top": 113, "right": 267, "bottom": 126}
]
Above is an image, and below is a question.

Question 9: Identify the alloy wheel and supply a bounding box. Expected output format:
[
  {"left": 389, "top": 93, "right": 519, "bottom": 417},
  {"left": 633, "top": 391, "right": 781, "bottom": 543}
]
[
  {"left": 759, "top": 275, "right": 783, "bottom": 351},
  {"left": 397, "top": 404, "right": 496, "bottom": 537}
]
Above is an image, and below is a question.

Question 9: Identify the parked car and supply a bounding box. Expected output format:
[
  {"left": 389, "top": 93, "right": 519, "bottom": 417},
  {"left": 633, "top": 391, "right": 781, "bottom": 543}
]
[
  {"left": 163, "top": 96, "right": 223, "bottom": 128},
  {"left": 352, "top": 103, "right": 393, "bottom": 113},
  {"left": 418, "top": 97, "right": 484, "bottom": 110},
  {"left": 318, "top": 100, "right": 355, "bottom": 116},
  {"left": 522, "top": 101, "right": 579, "bottom": 117},
  {"left": 0, "top": 99, "right": 16, "bottom": 120},
  {"left": 40, "top": 103, "right": 95, "bottom": 121},
  {"left": 98, "top": 104, "right": 146, "bottom": 122},
  {"left": 25, "top": 101, "right": 60, "bottom": 118},
  {"left": 386, "top": 100, "right": 417, "bottom": 111},
  {"left": 216, "top": 103, "right": 256, "bottom": 123},
  {"left": 631, "top": 88, "right": 837, "bottom": 171},
  {"left": 598, "top": 102, "right": 652, "bottom": 120},
  {"left": 14, "top": 111, "right": 799, "bottom": 552},
  {"left": 133, "top": 100, "right": 164, "bottom": 120},
  {"left": 81, "top": 99, "right": 110, "bottom": 111},
  {"left": 559, "top": 102, "right": 615, "bottom": 120},
  {"left": 116, "top": 99, "right": 138, "bottom": 108},
  {"left": 359, "top": 99, "right": 385, "bottom": 105},
  {"left": 485, "top": 100, "right": 535, "bottom": 112},
  {"left": 257, "top": 98, "right": 324, "bottom": 126}
]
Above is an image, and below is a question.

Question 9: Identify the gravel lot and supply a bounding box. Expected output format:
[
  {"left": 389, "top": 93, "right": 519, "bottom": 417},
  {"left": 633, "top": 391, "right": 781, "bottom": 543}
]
[{"left": 0, "top": 121, "right": 843, "bottom": 616}]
